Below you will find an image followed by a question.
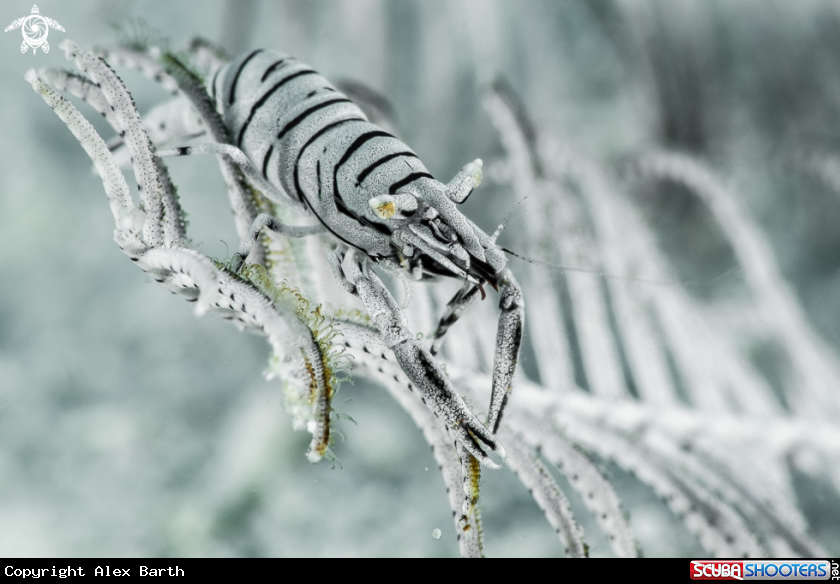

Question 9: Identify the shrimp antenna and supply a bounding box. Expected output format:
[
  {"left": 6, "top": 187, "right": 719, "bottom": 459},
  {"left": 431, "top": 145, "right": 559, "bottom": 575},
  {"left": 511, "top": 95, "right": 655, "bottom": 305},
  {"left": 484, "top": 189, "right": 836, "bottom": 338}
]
[
  {"left": 492, "top": 193, "right": 680, "bottom": 286},
  {"left": 490, "top": 192, "right": 531, "bottom": 244},
  {"left": 500, "top": 246, "right": 740, "bottom": 288}
]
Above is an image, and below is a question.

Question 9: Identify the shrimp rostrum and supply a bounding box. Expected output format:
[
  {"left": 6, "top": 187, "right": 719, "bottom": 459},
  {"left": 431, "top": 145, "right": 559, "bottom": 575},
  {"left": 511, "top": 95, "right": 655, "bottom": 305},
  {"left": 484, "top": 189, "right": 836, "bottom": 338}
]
[{"left": 31, "top": 43, "right": 524, "bottom": 468}]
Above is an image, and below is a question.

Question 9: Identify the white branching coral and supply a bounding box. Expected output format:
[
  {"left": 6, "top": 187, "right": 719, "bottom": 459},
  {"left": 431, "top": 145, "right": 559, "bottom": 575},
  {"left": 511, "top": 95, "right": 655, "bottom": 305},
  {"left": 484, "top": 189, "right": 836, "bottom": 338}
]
[{"left": 27, "top": 38, "right": 840, "bottom": 558}]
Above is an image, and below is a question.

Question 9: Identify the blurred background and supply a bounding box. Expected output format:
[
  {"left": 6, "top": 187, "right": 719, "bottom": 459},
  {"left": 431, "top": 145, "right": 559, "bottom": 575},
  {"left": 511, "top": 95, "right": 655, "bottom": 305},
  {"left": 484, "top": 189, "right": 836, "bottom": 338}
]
[{"left": 1, "top": 0, "right": 840, "bottom": 557}]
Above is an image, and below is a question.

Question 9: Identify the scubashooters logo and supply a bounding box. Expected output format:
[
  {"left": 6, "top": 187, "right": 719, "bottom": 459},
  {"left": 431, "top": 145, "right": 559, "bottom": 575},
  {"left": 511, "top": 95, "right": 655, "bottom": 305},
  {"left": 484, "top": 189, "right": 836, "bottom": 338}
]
[{"left": 691, "top": 560, "right": 834, "bottom": 580}]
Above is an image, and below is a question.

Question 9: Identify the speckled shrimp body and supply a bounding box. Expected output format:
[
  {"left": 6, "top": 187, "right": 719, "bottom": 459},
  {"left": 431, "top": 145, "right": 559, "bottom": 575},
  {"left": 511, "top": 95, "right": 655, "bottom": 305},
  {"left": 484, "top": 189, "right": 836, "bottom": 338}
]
[{"left": 209, "top": 49, "right": 525, "bottom": 466}]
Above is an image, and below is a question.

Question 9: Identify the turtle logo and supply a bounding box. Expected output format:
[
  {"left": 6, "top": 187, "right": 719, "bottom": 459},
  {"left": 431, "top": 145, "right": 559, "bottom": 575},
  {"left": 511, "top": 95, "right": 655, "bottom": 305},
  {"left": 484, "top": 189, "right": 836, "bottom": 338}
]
[{"left": 5, "top": 5, "right": 65, "bottom": 55}]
